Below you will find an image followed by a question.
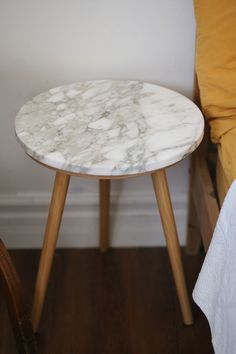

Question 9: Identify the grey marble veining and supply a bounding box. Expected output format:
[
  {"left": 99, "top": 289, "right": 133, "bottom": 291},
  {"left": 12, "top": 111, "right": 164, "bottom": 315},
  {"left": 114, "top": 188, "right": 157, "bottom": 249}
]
[{"left": 15, "top": 80, "right": 204, "bottom": 176}]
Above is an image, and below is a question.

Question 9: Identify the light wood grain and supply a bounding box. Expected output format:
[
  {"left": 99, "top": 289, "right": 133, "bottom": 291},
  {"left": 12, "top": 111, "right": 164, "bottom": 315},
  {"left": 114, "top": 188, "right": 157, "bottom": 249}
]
[
  {"left": 191, "top": 155, "right": 219, "bottom": 252},
  {"left": 99, "top": 179, "right": 110, "bottom": 252},
  {"left": 186, "top": 74, "right": 219, "bottom": 253},
  {"left": 152, "top": 169, "right": 193, "bottom": 325},
  {"left": 32, "top": 172, "right": 70, "bottom": 332},
  {"left": 186, "top": 153, "right": 202, "bottom": 255}
]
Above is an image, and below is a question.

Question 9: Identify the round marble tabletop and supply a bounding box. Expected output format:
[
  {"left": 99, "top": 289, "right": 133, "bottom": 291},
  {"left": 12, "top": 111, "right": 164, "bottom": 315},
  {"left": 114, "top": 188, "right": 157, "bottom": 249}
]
[{"left": 15, "top": 80, "right": 204, "bottom": 177}]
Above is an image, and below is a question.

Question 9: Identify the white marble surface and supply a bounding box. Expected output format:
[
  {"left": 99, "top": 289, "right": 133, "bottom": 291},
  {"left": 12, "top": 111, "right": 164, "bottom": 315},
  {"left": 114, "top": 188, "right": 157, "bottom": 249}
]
[{"left": 15, "top": 80, "right": 204, "bottom": 176}]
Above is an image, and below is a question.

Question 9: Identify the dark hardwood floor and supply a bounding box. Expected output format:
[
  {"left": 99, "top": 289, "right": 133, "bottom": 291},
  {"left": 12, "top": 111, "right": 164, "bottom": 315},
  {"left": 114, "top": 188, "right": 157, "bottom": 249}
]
[{"left": 0, "top": 248, "right": 213, "bottom": 354}]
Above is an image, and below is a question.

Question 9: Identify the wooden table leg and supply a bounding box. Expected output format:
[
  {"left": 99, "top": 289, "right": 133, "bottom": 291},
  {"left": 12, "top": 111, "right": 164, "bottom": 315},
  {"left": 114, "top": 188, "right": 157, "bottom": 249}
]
[
  {"left": 99, "top": 179, "right": 110, "bottom": 252},
  {"left": 32, "top": 172, "right": 70, "bottom": 332},
  {"left": 152, "top": 169, "right": 194, "bottom": 325}
]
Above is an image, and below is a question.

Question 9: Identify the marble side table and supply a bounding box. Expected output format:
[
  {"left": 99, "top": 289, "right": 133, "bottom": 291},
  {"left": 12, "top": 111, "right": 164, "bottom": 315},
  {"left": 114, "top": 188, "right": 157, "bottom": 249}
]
[{"left": 15, "top": 80, "right": 204, "bottom": 332}]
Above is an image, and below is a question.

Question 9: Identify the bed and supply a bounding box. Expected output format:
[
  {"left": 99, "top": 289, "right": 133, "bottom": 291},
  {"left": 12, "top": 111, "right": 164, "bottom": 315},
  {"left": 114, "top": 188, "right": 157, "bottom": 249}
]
[{"left": 186, "top": 0, "right": 236, "bottom": 254}]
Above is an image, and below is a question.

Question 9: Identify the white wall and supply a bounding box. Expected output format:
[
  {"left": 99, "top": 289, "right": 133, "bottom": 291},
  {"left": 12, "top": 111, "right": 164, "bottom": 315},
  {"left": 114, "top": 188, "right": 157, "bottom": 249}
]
[{"left": 0, "top": 0, "right": 196, "bottom": 248}]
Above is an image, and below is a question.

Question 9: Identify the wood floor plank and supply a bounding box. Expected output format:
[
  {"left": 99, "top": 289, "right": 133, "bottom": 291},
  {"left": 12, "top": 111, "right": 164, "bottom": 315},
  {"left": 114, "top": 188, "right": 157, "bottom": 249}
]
[{"left": 0, "top": 248, "right": 213, "bottom": 354}]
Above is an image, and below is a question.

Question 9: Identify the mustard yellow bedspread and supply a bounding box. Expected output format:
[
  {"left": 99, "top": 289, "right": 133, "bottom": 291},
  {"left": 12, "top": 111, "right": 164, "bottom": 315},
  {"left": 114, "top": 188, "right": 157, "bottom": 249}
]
[{"left": 194, "top": 0, "right": 236, "bottom": 204}]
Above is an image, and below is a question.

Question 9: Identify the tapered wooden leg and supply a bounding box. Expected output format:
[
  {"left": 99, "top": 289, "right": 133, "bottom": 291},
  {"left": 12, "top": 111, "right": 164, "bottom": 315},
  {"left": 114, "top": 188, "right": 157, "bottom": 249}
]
[
  {"left": 152, "top": 169, "right": 194, "bottom": 325},
  {"left": 99, "top": 179, "right": 110, "bottom": 252},
  {"left": 32, "top": 172, "right": 70, "bottom": 332}
]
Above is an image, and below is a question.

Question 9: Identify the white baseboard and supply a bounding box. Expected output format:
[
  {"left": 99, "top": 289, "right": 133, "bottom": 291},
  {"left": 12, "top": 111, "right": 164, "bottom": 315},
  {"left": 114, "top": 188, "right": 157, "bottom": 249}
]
[{"left": 0, "top": 191, "right": 188, "bottom": 249}]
